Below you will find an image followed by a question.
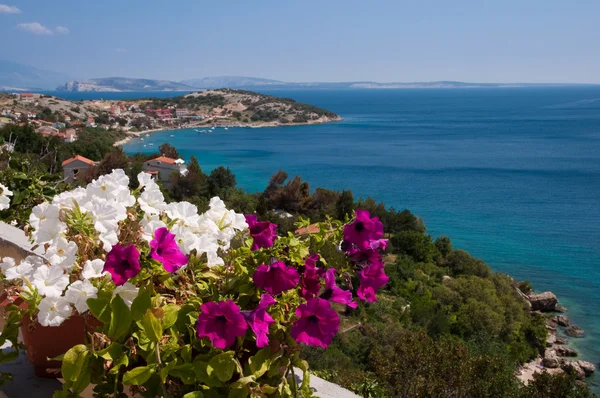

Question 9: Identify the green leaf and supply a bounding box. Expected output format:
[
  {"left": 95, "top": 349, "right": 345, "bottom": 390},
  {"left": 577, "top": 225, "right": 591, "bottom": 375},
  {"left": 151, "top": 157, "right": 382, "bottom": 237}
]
[
  {"left": 140, "top": 310, "right": 162, "bottom": 343},
  {"left": 193, "top": 359, "right": 223, "bottom": 387},
  {"left": 207, "top": 351, "right": 236, "bottom": 382},
  {"left": 108, "top": 295, "right": 132, "bottom": 340},
  {"left": 248, "top": 348, "right": 271, "bottom": 378},
  {"left": 183, "top": 392, "right": 204, "bottom": 398},
  {"left": 109, "top": 352, "right": 129, "bottom": 375},
  {"left": 61, "top": 344, "right": 89, "bottom": 382},
  {"left": 122, "top": 365, "right": 155, "bottom": 385},
  {"left": 86, "top": 297, "right": 111, "bottom": 324},
  {"left": 96, "top": 342, "right": 123, "bottom": 361},
  {"left": 169, "top": 363, "right": 196, "bottom": 385},
  {"left": 131, "top": 288, "right": 152, "bottom": 321},
  {"left": 227, "top": 386, "right": 249, "bottom": 398},
  {"left": 159, "top": 360, "right": 176, "bottom": 383},
  {"left": 231, "top": 375, "right": 256, "bottom": 388},
  {"left": 162, "top": 304, "right": 180, "bottom": 329},
  {"left": 71, "top": 369, "right": 91, "bottom": 394}
]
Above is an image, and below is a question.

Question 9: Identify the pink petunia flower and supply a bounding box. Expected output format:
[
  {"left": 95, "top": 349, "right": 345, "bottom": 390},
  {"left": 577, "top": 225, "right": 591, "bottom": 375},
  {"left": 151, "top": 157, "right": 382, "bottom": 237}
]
[
  {"left": 103, "top": 244, "right": 141, "bottom": 286},
  {"left": 242, "top": 294, "right": 276, "bottom": 348},
  {"left": 320, "top": 268, "right": 357, "bottom": 308},
  {"left": 196, "top": 300, "right": 247, "bottom": 349},
  {"left": 150, "top": 227, "right": 188, "bottom": 273},
  {"left": 291, "top": 298, "right": 339, "bottom": 348},
  {"left": 300, "top": 254, "right": 322, "bottom": 300},
  {"left": 357, "top": 260, "right": 389, "bottom": 302},
  {"left": 245, "top": 214, "right": 277, "bottom": 251},
  {"left": 343, "top": 209, "right": 384, "bottom": 249},
  {"left": 253, "top": 260, "right": 300, "bottom": 295}
]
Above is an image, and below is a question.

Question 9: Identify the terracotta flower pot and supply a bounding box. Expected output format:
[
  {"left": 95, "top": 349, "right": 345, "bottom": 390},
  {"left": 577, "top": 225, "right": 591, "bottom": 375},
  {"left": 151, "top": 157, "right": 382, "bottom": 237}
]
[
  {"left": 20, "top": 313, "right": 100, "bottom": 378},
  {"left": 0, "top": 291, "right": 25, "bottom": 332}
]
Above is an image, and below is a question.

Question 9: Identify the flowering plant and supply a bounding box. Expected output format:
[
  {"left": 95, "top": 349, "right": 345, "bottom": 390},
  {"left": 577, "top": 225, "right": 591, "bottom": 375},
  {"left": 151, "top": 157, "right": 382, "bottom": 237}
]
[{"left": 0, "top": 169, "right": 388, "bottom": 397}]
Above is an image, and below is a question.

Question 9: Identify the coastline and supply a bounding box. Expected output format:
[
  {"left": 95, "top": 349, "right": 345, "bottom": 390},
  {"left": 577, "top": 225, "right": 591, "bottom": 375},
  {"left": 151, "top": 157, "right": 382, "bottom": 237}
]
[{"left": 113, "top": 116, "right": 343, "bottom": 147}]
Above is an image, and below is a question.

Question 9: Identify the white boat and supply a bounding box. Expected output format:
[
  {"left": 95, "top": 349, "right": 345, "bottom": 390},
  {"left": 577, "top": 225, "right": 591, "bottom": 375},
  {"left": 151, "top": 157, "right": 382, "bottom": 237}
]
[
  {"left": 149, "top": 143, "right": 154, "bottom": 146},
  {"left": 195, "top": 129, "right": 200, "bottom": 132},
  {"left": 140, "top": 138, "right": 144, "bottom": 141},
  {"left": 143, "top": 144, "right": 146, "bottom": 147},
  {"left": 224, "top": 127, "right": 229, "bottom": 130},
  {"left": 170, "top": 134, "right": 175, "bottom": 137},
  {"left": 145, "top": 134, "right": 150, "bottom": 137}
]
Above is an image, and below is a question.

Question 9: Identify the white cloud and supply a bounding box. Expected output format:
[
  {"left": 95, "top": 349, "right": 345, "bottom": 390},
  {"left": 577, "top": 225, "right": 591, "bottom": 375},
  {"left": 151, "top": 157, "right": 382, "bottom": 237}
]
[
  {"left": 116, "top": 48, "right": 128, "bottom": 54},
  {"left": 55, "top": 26, "right": 69, "bottom": 34},
  {"left": 17, "top": 22, "right": 53, "bottom": 35},
  {"left": 0, "top": 4, "right": 21, "bottom": 13}
]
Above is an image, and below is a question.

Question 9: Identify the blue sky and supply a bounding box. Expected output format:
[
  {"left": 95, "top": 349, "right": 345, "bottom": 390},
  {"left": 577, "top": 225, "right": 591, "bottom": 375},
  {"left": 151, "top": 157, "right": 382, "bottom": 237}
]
[{"left": 1, "top": 0, "right": 599, "bottom": 83}]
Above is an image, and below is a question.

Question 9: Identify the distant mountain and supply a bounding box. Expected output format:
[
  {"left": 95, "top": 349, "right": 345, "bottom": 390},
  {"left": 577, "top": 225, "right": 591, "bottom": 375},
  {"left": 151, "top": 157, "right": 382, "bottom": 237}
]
[
  {"left": 0, "top": 60, "right": 72, "bottom": 91},
  {"left": 56, "top": 77, "right": 196, "bottom": 92},
  {"left": 181, "top": 76, "right": 284, "bottom": 89}
]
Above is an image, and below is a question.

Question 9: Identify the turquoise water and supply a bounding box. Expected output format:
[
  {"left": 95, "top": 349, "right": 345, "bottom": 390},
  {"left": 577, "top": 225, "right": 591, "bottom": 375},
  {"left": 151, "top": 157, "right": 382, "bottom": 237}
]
[{"left": 123, "top": 88, "right": 600, "bottom": 383}]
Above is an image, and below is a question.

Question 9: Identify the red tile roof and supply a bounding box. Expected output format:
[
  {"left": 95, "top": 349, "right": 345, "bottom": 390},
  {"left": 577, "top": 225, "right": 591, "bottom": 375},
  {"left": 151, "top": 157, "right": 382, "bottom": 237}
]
[
  {"left": 295, "top": 224, "right": 320, "bottom": 235},
  {"left": 147, "top": 156, "right": 176, "bottom": 165},
  {"left": 145, "top": 170, "right": 159, "bottom": 175},
  {"left": 62, "top": 155, "right": 95, "bottom": 167}
]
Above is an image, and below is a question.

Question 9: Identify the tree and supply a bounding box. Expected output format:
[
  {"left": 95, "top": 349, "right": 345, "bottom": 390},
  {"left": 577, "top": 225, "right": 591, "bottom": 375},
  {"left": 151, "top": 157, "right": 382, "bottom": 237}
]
[
  {"left": 390, "top": 230, "right": 439, "bottom": 263},
  {"left": 336, "top": 190, "right": 354, "bottom": 220},
  {"left": 435, "top": 235, "right": 453, "bottom": 257},
  {"left": 208, "top": 166, "right": 236, "bottom": 197},
  {"left": 95, "top": 150, "right": 129, "bottom": 176},
  {"left": 171, "top": 155, "right": 208, "bottom": 201},
  {"left": 159, "top": 143, "right": 180, "bottom": 159},
  {"left": 446, "top": 250, "right": 491, "bottom": 278}
]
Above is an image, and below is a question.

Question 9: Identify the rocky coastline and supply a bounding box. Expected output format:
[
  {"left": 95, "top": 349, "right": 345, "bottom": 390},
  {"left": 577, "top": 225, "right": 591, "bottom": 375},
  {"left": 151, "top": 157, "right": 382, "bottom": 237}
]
[{"left": 517, "top": 290, "right": 596, "bottom": 385}]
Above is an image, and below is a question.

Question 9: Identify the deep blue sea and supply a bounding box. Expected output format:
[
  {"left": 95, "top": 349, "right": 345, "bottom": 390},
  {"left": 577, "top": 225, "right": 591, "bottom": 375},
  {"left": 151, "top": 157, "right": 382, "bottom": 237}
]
[{"left": 60, "top": 88, "right": 600, "bottom": 385}]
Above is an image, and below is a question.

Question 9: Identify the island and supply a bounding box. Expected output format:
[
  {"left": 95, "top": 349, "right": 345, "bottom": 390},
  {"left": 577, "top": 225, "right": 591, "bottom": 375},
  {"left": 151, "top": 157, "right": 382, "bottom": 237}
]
[{"left": 0, "top": 89, "right": 342, "bottom": 146}]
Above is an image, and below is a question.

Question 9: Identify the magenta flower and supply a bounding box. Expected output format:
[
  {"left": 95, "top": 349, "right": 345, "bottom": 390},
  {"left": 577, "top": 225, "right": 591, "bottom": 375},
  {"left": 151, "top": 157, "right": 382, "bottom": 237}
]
[
  {"left": 300, "top": 254, "right": 322, "bottom": 299},
  {"left": 253, "top": 261, "right": 300, "bottom": 295},
  {"left": 245, "top": 214, "right": 278, "bottom": 251},
  {"left": 320, "top": 269, "right": 357, "bottom": 308},
  {"left": 291, "top": 298, "right": 339, "bottom": 348},
  {"left": 150, "top": 227, "right": 188, "bottom": 273},
  {"left": 357, "top": 260, "right": 389, "bottom": 302},
  {"left": 196, "top": 300, "right": 247, "bottom": 349},
  {"left": 242, "top": 294, "right": 276, "bottom": 348},
  {"left": 343, "top": 209, "right": 384, "bottom": 248},
  {"left": 103, "top": 244, "right": 141, "bottom": 286}
]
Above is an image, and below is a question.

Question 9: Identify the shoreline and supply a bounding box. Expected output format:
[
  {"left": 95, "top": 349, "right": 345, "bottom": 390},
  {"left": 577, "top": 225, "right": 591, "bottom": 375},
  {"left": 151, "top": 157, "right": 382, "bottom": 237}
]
[{"left": 113, "top": 116, "right": 343, "bottom": 147}]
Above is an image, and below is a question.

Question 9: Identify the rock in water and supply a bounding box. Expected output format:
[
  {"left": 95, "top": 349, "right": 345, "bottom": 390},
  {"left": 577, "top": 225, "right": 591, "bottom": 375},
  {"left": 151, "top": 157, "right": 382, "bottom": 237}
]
[
  {"left": 543, "top": 350, "right": 560, "bottom": 368},
  {"left": 565, "top": 326, "right": 585, "bottom": 337},
  {"left": 555, "top": 346, "right": 578, "bottom": 357},
  {"left": 546, "top": 334, "right": 557, "bottom": 347},
  {"left": 555, "top": 305, "right": 568, "bottom": 313},
  {"left": 555, "top": 337, "right": 567, "bottom": 345},
  {"left": 563, "top": 361, "right": 586, "bottom": 380},
  {"left": 528, "top": 292, "right": 558, "bottom": 312},
  {"left": 554, "top": 315, "right": 571, "bottom": 327},
  {"left": 575, "top": 361, "right": 595, "bottom": 376}
]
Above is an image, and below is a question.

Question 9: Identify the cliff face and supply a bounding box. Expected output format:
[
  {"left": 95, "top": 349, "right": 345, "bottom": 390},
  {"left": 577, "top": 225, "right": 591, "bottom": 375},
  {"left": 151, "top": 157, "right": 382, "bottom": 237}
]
[{"left": 56, "top": 78, "right": 196, "bottom": 92}]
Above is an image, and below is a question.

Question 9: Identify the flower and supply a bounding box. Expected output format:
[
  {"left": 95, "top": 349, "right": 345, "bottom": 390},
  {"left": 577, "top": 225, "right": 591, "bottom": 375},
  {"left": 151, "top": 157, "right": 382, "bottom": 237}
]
[
  {"left": 166, "top": 201, "right": 200, "bottom": 228},
  {"left": 103, "top": 244, "right": 141, "bottom": 286},
  {"left": 242, "top": 294, "right": 276, "bottom": 348},
  {"left": 291, "top": 298, "right": 339, "bottom": 348},
  {"left": 112, "top": 282, "right": 139, "bottom": 308},
  {"left": 300, "top": 254, "right": 322, "bottom": 300},
  {"left": 45, "top": 237, "right": 78, "bottom": 271},
  {"left": 196, "top": 300, "right": 247, "bottom": 349},
  {"left": 320, "top": 269, "right": 357, "bottom": 308},
  {"left": 65, "top": 279, "right": 98, "bottom": 313},
  {"left": 138, "top": 187, "right": 167, "bottom": 215},
  {"left": 253, "top": 261, "right": 300, "bottom": 295},
  {"left": 3, "top": 255, "right": 41, "bottom": 281},
  {"left": 0, "top": 257, "right": 15, "bottom": 272},
  {"left": 140, "top": 213, "right": 167, "bottom": 242},
  {"left": 343, "top": 209, "right": 383, "bottom": 248},
  {"left": 0, "top": 183, "right": 12, "bottom": 211},
  {"left": 29, "top": 202, "right": 60, "bottom": 230},
  {"left": 82, "top": 259, "right": 108, "bottom": 279},
  {"left": 245, "top": 214, "right": 277, "bottom": 251},
  {"left": 137, "top": 172, "right": 155, "bottom": 189},
  {"left": 346, "top": 247, "right": 382, "bottom": 266},
  {"left": 30, "top": 204, "right": 67, "bottom": 245},
  {"left": 32, "top": 265, "right": 70, "bottom": 297},
  {"left": 357, "top": 260, "right": 389, "bottom": 302},
  {"left": 150, "top": 227, "right": 188, "bottom": 273},
  {"left": 37, "top": 296, "right": 72, "bottom": 327}
]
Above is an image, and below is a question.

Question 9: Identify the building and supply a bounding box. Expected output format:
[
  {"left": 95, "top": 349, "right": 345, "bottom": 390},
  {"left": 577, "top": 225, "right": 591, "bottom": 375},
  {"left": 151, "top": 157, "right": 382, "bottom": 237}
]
[
  {"left": 19, "top": 93, "right": 34, "bottom": 103},
  {"left": 175, "top": 109, "right": 189, "bottom": 117},
  {"left": 63, "top": 115, "right": 71, "bottom": 122},
  {"left": 142, "top": 156, "right": 187, "bottom": 187},
  {"left": 64, "top": 128, "right": 78, "bottom": 143},
  {"left": 85, "top": 117, "right": 96, "bottom": 127},
  {"left": 37, "top": 126, "right": 59, "bottom": 137},
  {"left": 52, "top": 122, "right": 66, "bottom": 129},
  {"left": 62, "top": 155, "right": 96, "bottom": 182}
]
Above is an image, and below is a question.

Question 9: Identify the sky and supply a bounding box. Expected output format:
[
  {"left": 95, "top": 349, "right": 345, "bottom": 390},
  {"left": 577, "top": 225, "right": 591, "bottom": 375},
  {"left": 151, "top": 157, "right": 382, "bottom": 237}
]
[{"left": 1, "top": 0, "right": 600, "bottom": 83}]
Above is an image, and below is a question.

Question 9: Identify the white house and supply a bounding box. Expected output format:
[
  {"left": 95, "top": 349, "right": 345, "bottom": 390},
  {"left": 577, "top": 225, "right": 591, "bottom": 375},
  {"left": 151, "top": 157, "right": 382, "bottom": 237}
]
[
  {"left": 142, "top": 156, "right": 187, "bottom": 187},
  {"left": 62, "top": 155, "right": 96, "bottom": 182}
]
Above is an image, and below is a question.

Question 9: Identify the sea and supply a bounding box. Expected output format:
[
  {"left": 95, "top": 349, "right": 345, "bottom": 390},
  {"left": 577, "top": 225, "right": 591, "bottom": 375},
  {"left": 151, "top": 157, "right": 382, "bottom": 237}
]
[{"left": 56, "top": 87, "right": 600, "bottom": 386}]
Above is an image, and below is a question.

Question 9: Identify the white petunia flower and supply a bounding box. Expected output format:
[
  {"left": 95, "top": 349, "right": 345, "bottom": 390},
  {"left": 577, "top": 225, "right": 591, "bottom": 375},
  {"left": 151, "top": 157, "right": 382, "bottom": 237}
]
[
  {"left": 4, "top": 255, "right": 42, "bottom": 281},
  {"left": 138, "top": 188, "right": 167, "bottom": 215},
  {"left": 32, "top": 265, "right": 69, "bottom": 297},
  {"left": 90, "top": 198, "right": 127, "bottom": 234},
  {"left": 166, "top": 201, "right": 200, "bottom": 228},
  {"left": 52, "top": 187, "right": 88, "bottom": 211},
  {"left": 171, "top": 225, "right": 199, "bottom": 254},
  {"left": 140, "top": 214, "right": 166, "bottom": 242},
  {"left": 45, "top": 237, "right": 78, "bottom": 271},
  {"left": 98, "top": 229, "right": 119, "bottom": 252},
  {"left": 137, "top": 172, "right": 156, "bottom": 189},
  {"left": 113, "top": 282, "right": 139, "bottom": 308},
  {"left": 0, "top": 257, "right": 15, "bottom": 272},
  {"left": 82, "top": 259, "right": 107, "bottom": 279},
  {"left": 65, "top": 280, "right": 98, "bottom": 314},
  {"left": 0, "top": 183, "right": 12, "bottom": 211},
  {"left": 29, "top": 202, "right": 60, "bottom": 230},
  {"left": 37, "top": 296, "right": 72, "bottom": 327},
  {"left": 86, "top": 169, "right": 134, "bottom": 207}
]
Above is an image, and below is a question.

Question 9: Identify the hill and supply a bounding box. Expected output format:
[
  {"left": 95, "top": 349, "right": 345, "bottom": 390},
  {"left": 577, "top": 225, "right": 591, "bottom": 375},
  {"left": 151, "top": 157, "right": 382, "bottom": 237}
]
[
  {"left": 56, "top": 77, "right": 196, "bottom": 92},
  {"left": 180, "top": 76, "right": 283, "bottom": 89},
  {"left": 0, "top": 60, "right": 72, "bottom": 91}
]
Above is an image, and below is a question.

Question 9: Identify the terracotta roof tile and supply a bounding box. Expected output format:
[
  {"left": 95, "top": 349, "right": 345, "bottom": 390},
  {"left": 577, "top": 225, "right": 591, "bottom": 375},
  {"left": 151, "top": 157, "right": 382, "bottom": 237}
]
[{"left": 62, "top": 155, "right": 95, "bottom": 167}]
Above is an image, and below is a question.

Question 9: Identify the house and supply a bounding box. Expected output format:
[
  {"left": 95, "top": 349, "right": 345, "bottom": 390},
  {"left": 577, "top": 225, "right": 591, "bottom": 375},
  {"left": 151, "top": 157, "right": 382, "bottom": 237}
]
[
  {"left": 27, "top": 113, "right": 37, "bottom": 119},
  {"left": 64, "top": 128, "right": 78, "bottom": 143},
  {"left": 100, "top": 124, "right": 110, "bottom": 130},
  {"left": 19, "top": 93, "right": 35, "bottom": 103},
  {"left": 155, "top": 109, "right": 173, "bottom": 120},
  {"left": 86, "top": 117, "right": 96, "bottom": 127},
  {"left": 142, "top": 156, "right": 187, "bottom": 187},
  {"left": 63, "top": 115, "right": 71, "bottom": 122},
  {"left": 52, "top": 122, "right": 66, "bottom": 129},
  {"left": 37, "top": 126, "right": 59, "bottom": 137},
  {"left": 70, "top": 121, "right": 85, "bottom": 128},
  {"left": 175, "top": 109, "right": 189, "bottom": 117},
  {"left": 62, "top": 155, "right": 96, "bottom": 182}
]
